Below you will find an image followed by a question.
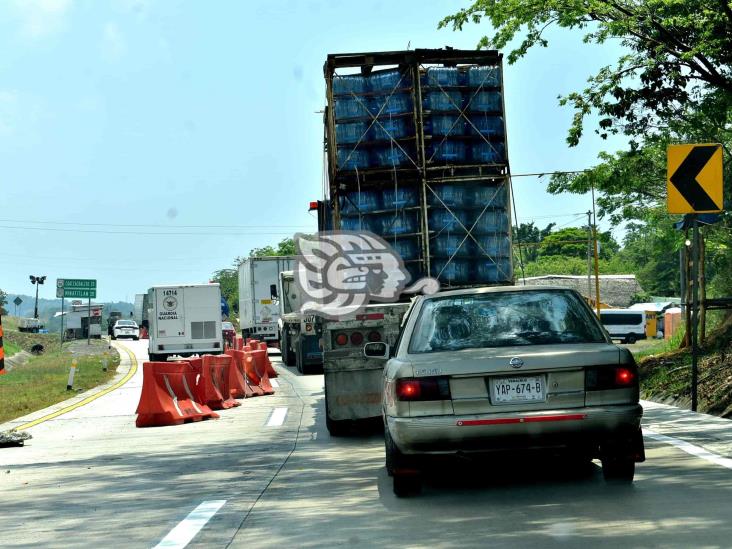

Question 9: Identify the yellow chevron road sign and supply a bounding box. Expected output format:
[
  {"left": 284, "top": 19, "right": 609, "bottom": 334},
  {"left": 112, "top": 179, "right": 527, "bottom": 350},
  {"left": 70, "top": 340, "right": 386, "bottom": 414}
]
[{"left": 667, "top": 144, "right": 723, "bottom": 214}]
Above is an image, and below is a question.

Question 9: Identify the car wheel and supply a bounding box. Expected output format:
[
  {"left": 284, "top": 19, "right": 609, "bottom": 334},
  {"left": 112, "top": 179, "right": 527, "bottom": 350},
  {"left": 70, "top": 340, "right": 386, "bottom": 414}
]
[
  {"left": 393, "top": 473, "right": 422, "bottom": 497},
  {"left": 111, "top": 334, "right": 116, "bottom": 340},
  {"left": 384, "top": 425, "right": 403, "bottom": 476},
  {"left": 602, "top": 457, "right": 635, "bottom": 482},
  {"left": 626, "top": 334, "right": 637, "bottom": 344},
  {"left": 133, "top": 336, "right": 139, "bottom": 341}
]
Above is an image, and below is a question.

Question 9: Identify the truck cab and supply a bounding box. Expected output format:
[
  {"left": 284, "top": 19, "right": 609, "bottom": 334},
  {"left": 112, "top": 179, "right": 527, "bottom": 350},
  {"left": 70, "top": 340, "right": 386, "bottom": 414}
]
[{"left": 278, "top": 270, "right": 323, "bottom": 374}]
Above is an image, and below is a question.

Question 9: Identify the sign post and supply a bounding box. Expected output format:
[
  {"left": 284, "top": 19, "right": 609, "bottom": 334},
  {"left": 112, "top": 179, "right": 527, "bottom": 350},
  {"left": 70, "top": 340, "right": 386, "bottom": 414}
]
[
  {"left": 57, "top": 279, "right": 97, "bottom": 344},
  {"left": 668, "top": 144, "right": 723, "bottom": 411}
]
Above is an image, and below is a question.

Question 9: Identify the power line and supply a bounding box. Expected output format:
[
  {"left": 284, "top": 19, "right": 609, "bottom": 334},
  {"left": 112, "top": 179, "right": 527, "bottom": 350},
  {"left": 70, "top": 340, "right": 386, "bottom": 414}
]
[
  {"left": 0, "top": 225, "right": 302, "bottom": 236},
  {"left": 0, "top": 218, "right": 313, "bottom": 229}
]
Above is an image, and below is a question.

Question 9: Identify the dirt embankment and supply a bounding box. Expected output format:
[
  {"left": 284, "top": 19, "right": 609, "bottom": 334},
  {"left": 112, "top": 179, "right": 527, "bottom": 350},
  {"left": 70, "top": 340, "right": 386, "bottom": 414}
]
[{"left": 640, "top": 319, "right": 732, "bottom": 418}]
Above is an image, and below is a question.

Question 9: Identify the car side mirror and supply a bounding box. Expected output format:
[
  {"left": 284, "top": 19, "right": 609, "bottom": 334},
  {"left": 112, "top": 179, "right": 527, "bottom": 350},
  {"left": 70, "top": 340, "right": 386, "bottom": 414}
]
[{"left": 363, "top": 342, "right": 389, "bottom": 359}]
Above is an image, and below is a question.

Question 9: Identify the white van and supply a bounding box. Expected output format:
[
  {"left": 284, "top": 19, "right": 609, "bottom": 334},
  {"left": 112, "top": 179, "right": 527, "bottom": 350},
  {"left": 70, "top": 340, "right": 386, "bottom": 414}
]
[
  {"left": 147, "top": 283, "right": 223, "bottom": 361},
  {"left": 599, "top": 309, "right": 647, "bottom": 344}
]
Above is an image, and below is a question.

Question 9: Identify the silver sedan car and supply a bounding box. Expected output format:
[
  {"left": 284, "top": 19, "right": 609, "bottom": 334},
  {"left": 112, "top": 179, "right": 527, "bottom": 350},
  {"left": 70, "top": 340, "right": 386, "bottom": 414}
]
[{"left": 367, "top": 286, "right": 645, "bottom": 497}]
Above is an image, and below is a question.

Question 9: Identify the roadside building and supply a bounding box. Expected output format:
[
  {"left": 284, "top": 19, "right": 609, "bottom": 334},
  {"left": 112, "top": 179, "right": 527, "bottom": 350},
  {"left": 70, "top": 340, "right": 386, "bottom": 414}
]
[
  {"left": 54, "top": 302, "right": 104, "bottom": 340},
  {"left": 517, "top": 274, "right": 644, "bottom": 308}
]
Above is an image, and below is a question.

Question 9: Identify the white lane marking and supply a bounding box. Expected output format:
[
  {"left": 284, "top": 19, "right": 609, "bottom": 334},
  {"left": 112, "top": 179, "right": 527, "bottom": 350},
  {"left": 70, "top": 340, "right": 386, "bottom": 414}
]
[
  {"left": 154, "top": 500, "right": 226, "bottom": 549},
  {"left": 266, "top": 407, "right": 288, "bottom": 427},
  {"left": 645, "top": 429, "right": 732, "bottom": 470},
  {"left": 270, "top": 379, "right": 279, "bottom": 388}
]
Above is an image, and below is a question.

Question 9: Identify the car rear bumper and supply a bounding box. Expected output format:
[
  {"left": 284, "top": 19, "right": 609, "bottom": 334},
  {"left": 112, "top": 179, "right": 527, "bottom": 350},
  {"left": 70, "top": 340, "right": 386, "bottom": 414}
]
[{"left": 387, "top": 404, "right": 643, "bottom": 455}]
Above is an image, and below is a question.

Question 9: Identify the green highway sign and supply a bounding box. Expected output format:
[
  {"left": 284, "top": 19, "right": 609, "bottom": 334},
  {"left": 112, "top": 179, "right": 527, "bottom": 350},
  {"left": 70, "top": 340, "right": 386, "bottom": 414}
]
[
  {"left": 56, "top": 278, "right": 97, "bottom": 299},
  {"left": 58, "top": 288, "right": 96, "bottom": 298}
]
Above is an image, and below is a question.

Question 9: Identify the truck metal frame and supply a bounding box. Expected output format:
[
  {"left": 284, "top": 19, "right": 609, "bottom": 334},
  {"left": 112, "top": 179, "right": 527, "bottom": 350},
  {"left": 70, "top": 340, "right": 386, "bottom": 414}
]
[{"left": 319, "top": 49, "right": 515, "bottom": 435}]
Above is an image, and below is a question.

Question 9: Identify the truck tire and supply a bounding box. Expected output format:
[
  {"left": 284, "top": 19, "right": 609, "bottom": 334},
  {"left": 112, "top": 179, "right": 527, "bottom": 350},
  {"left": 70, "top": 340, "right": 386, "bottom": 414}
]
[
  {"left": 325, "top": 399, "right": 349, "bottom": 437},
  {"left": 149, "top": 353, "right": 165, "bottom": 362},
  {"left": 281, "top": 331, "right": 295, "bottom": 366},
  {"left": 295, "top": 338, "right": 305, "bottom": 374},
  {"left": 626, "top": 334, "right": 637, "bottom": 344}
]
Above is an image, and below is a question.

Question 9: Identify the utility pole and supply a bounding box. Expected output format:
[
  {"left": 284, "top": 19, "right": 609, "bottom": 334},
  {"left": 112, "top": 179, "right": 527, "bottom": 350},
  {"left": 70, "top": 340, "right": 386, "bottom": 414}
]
[
  {"left": 691, "top": 216, "right": 700, "bottom": 412},
  {"left": 590, "top": 184, "right": 601, "bottom": 316},
  {"left": 586, "top": 211, "right": 593, "bottom": 305}
]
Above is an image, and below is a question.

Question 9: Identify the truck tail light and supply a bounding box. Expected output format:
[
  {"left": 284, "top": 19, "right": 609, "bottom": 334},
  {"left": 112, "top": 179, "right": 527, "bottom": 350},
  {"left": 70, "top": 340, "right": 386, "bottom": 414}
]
[
  {"left": 368, "top": 331, "right": 381, "bottom": 342},
  {"left": 335, "top": 333, "right": 348, "bottom": 346},
  {"left": 350, "top": 331, "right": 364, "bottom": 345},
  {"left": 396, "top": 377, "right": 451, "bottom": 401},
  {"left": 586, "top": 365, "right": 638, "bottom": 390}
]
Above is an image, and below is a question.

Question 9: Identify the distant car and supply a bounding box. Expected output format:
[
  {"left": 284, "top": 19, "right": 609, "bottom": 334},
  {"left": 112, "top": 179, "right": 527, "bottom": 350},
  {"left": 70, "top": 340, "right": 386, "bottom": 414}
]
[
  {"left": 222, "top": 321, "right": 236, "bottom": 347},
  {"left": 112, "top": 320, "right": 139, "bottom": 340},
  {"left": 372, "top": 286, "right": 645, "bottom": 497}
]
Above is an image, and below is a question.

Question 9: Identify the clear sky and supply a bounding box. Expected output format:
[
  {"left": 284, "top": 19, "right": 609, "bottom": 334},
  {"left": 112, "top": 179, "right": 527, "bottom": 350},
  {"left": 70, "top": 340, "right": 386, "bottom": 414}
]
[{"left": 1, "top": 0, "right": 627, "bottom": 302}]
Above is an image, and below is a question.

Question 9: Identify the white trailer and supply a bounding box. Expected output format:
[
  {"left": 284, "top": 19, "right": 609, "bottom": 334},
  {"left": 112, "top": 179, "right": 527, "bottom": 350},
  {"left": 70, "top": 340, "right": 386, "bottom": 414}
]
[
  {"left": 147, "top": 283, "right": 223, "bottom": 362},
  {"left": 238, "top": 256, "right": 294, "bottom": 344}
]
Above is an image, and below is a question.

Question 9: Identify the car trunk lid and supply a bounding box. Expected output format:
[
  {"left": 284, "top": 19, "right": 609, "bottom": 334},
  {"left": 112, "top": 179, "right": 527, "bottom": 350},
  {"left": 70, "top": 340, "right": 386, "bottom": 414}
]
[{"left": 409, "top": 343, "right": 621, "bottom": 415}]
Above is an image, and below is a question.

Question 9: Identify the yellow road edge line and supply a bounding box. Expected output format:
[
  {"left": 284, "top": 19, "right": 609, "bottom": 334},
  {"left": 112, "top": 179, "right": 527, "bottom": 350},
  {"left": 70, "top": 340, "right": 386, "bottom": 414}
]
[{"left": 13, "top": 342, "right": 139, "bottom": 431}]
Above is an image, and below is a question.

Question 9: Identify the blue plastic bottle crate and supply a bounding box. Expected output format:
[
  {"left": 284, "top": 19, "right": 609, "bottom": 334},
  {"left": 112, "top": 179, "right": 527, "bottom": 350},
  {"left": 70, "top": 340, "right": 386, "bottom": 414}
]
[
  {"left": 468, "top": 66, "right": 502, "bottom": 88},
  {"left": 379, "top": 211, "right": 419, "bottom": 235},
  {"left": 371, "top": 117, "right": 408, "bottom": 141},
  {"left": 468, "top": 210, "right": 509, "bottom": 233},
  {"left": 373, "top": 146, "right": 412, "bottom": 167},
  {"left": 430, "top": 140, "right": 467, "bottom": 162},
  {"left": 339, "top": 191, "right": 381, "bottom": 215},
  {"left": 425, "top": 91, "right": 462, "bottom": 112},
  {"left": 370, "top": 69, "right": 410, "bottom": 92},
  {"left": 427, "top": 184, "right": 468, "bottom": 207},
  {"left": 389, "top": 238, "right": 419, "bottom": 261},
  {"left": 336, "top": 122, "right": 369, "bottom": 145},
  {"left": 340, "top": 215, "right": 378, "bottom": 233},
  {"left": 470, "top": 184, "right": 508, "bottom": 208},
  {"left": 425, "top": 67, "right": 460, "bottom": 87},
  {"left": 433, "top": 234, "right": 471, "bottom": 257},
  {"left": 333, "top": 74, "right": 367, "bottom": 95},
  {"left": 471, "top": 142, "right": 506, "bottom": 164},
  {"left": 432, "top": 259, "right": 471, "bottom": 284},
  {"left": 336, "top": 147, "right": 370, "bottom": 170},
  {"left": 428, "top": 208, "right": 469, "bottom": 232},
  {"left": 472, "top": 234, "right": 511, "bottom": 257},
  {"left": 334, "top": 97, "right": 370, "bottom": 120},
  {"left": 371, "top": 94, "right": 412, "bottom": 116},
  {"left": 475, "top": 258, "right": 513, "bottom": 283},
  {"left": 429, "top": 114, "right": 465, "bottom": 136},
  {"left": 382, "top": 187, "right": 418, "bottom": 209},
  {"left": 468, "top": 91, "right": 502, "bottom": 113},
  {"left": 469, "top": 115, "right": 504, "bottom": 137}
]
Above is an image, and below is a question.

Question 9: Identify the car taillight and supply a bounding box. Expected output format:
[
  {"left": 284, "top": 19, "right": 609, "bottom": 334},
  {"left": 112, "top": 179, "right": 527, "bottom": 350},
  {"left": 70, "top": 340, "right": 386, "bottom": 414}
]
[
  {"left": 586, "top": 365, "right": 638, "bottom": 390},
  {"left": 350, "top": 331, "right": 364, "bottom": 345},
  {"left": 615, "top": 367, "right": 635, "bottom": 386},
  {"left": 368, "top": 331, "right": 381, "bottom": 342},
  {"left": 396, "top": 377, "right": 451, "bottom": 401},
  {"left": 335, "top": 333, "right": 348, "bottom": 346}
]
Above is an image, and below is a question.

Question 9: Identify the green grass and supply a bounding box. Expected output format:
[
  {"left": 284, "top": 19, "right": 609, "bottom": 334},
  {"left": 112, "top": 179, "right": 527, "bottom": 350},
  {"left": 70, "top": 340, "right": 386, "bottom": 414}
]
[
  {"left": 0, "top": 346, "right": 120, "bottom": 424},
  {"left": 3, "top": 340, "right": 21, "bottom": 357},
  {"left": 632, "top": 323, "right": 687, "bottom": 361}
]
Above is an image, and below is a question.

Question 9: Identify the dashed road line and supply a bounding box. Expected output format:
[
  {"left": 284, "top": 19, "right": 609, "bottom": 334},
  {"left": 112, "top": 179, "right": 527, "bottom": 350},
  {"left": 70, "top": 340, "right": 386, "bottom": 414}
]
[
  {"left": 266, "top": 407, "right": 288, "bottom": 427},
  {"left": 12, "top": 342, "right": 138, "bottom": 431},
  {"left": 154, "top": 500, "right": 226, "bottom": 549},
  {"left": 645, "top": 429, "right": 732, "bottom": 470}
]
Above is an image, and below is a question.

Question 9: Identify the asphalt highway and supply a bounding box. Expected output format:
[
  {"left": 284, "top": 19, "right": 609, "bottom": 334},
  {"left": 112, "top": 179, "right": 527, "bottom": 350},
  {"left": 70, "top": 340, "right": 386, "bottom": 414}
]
[{"left": 2, "top": 339, "right": 732, "bottom": 548}]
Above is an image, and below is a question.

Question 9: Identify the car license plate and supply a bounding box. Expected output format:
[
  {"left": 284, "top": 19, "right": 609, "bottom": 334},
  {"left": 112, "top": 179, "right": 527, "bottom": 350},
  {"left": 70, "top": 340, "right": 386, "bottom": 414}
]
[{"left": 491, "top": 376, "right": 545, "bottom": 404}]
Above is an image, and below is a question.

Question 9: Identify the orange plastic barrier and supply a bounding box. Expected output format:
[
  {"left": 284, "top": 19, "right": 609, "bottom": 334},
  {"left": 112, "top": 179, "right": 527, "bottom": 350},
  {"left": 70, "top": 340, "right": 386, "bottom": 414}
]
[
  {"left": 234, "top": 336, "right": 244, "bottom": 350},
  {"left": 262, "top": 349, "right": 277, "bottom": 378},
  {"left": 240, "top": 353, "right": 264, "bottom": 396},
  {"left": 191, "top": 355, "right": 241, "bottom": 410},
  {"left": 250, "top": 349, "right": 275, "bottom": 395},
  {"left": 135, "top": 361, "right": 219, "bottom": 427},
  {"left": 225, "top": 349, "right": 253, "bottom": 398}
]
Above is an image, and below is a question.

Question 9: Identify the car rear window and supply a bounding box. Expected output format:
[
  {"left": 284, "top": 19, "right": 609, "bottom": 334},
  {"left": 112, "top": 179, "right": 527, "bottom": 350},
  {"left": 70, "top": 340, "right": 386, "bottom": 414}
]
[
  {"left": 409, "top": 290, "right": 607, "bottom": 353},
  {"left": 117, "top": 320, "right": 137, "bottom": 327}
]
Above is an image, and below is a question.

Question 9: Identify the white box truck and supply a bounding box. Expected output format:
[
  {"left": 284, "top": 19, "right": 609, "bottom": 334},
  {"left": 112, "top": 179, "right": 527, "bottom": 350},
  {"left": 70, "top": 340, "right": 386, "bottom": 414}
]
[
  {"left": 147, "top": 283, "right": 223, "bottom": 362},
  {"left": 238, "top": 256, "right": 294, "bottom": 345}
]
